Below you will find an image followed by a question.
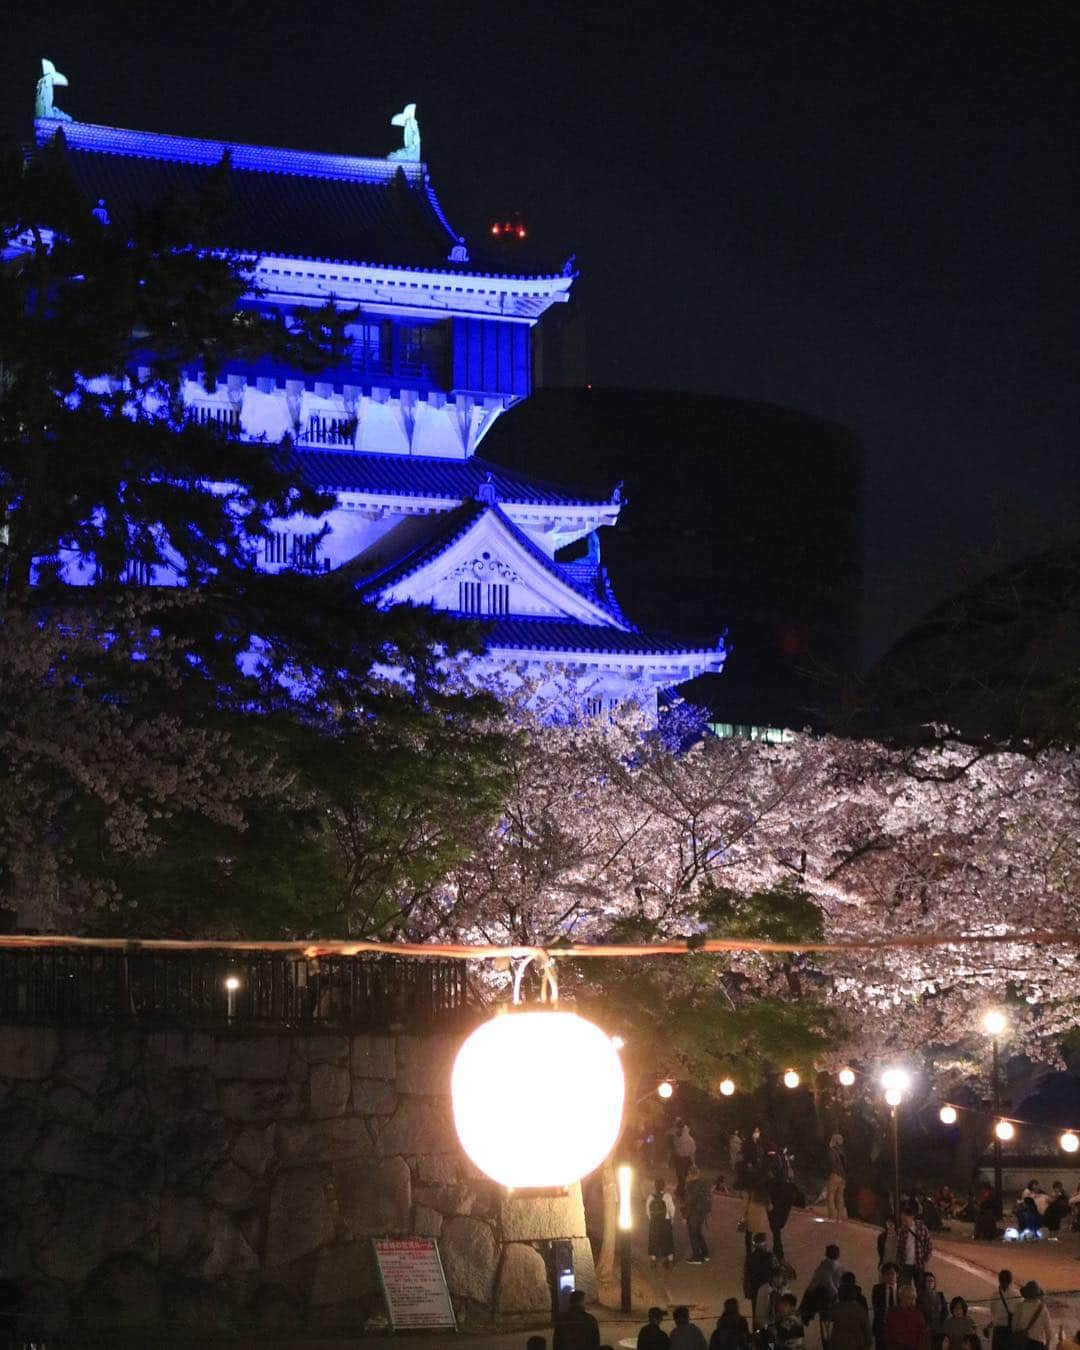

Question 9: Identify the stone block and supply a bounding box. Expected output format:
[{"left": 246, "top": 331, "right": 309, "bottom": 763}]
[
  {"left": 162, "top": 1112, "right": 231, "bottom": 1183},
  {"left": 495, "top": 1242, "right": 551, "bottom": 1313},
  {"left": 160, "top": 1192, "right": 208, "bottom": 1266},
  {"left": 277, "top": 1116, "right": 372, "bottom": 1163},
  {"left": 245, "top": 1285, "right": 303, "bottom": 1333},
  {"left": 29, "top": 1178, "right": 157, "bottom": 1283},
  {"left": 205, "top": 1160, "right": 257, "bottom": 1210},
  {"left": 81, "top": 1254, "right": 161, "bottom": 1327},
  {"left": 351, "top": 1034, "right": 395, "bottom": 1081},
  {"left": 164, "top": 1278, "right": 236, "bottom": 1332},
  {"left": 0, "top": 1026, "right": 58, "bottom": 1080},
  {"left": 220, "top": 1079, "right": 302, "bottom": 1122},
  {"left": 97, "top": 1085, "right": 153, "bottom": 1139},
  {"left": 201, "top": 1207, "right": 260, "bottom": 1279},
  {"left": 57, "top": 1047, "right": 109, "bottom": 1096},
  {"left": 394, "top": 1034, "right": 456, "bottom": 1096},
  {"left": 213, "top": 1036, "right": 290, "bottom": 1080},
  {"left": 310, "top": 1240, "right": 380, "bottom": 1306},
  {"left": 294, "top": 1034, "right": 349, "bottom": 1064},
  {"left": 373, "top": 1097, "right": 456, "bottom": 1156},
  {"left": 439, "top": 1215, "right": 497, "bottom": 1304},
  {"left": 310, "top": 1062, "right": 351, "bottom": 1118},
  {"left": 231, "top": 1124, "right": 275, "bottom": 1177},
  {"left": 572, "top": 1236, "right": 598, "bottom": 1301},
  {"left": 413, "top": 1204, "right": 443, "bottom": 1236},
  {"left": 332, "top": 1154, "right": 411, "bottom": 1237},
  {"left": 48, "top": 1083, "right": 99, "bottom": 1130},
  {"left": 351, "top": 1077, "right": 397, "bottom": 1115},
  {"left": 498, "top": 1184, "right": 587, "bottom": 1241},
  {"left": 32, "top": 1122, "right": 162, "bottom": 1192},
  {"left": 413, "top": 1182, "right": 475, "bottom": 1216},
  {"left": 0, "top": 1095, "right": 42, "bottom": 1166},
  {"left": 415, "top": 1153, "right": 465, "bottom": 1185},
  {"left": 144, "top": 1029, "right": 215, "bottom": 1069},
  {"left": 144, "top": 1063, "right": 217, "bottom": 1115},
  {"left": 265, "top": 1168, "right": 335, "bottom": 1267}
]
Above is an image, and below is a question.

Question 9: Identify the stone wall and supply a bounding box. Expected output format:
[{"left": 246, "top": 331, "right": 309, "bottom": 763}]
[{"left": 0, "top": 1023, "right": 595, "bottom": 1336}]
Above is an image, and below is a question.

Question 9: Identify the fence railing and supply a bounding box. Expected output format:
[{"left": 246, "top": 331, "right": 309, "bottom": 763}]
[{"left": 0, "top": 945, "right": 473, "bottom": 1034}]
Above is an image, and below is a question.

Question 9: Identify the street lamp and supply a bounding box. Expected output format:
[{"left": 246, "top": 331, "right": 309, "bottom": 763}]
[
  {"left": 982, "top": 1009, "right": 1008, "bottom": 1213},
  {"left": 939, "top": 1105, "right": 958, "bottom": 1125},
  {"left": 881, "top": 1067, "right": 911, "bottom": 1220},
  {"left": 617, "top": 1163, "right": 633, "bottom": 1314}
]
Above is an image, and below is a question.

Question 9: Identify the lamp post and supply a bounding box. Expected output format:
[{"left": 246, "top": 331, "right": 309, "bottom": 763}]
[
  {"left": 882, "top": 1068, "right": 911, "bottom": 1221},
  {"left": 617, "top": 1163, "right": 633, "bottom": 1314},
  {"left": 982, "top": 1010, "right": 1008, "bottom": 1214}
]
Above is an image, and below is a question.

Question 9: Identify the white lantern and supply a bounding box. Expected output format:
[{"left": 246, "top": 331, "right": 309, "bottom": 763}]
[
  {"left": 783, "top": 1069, "right": 800, "bottom": 1090},
  {"left": 657, "top": 1080, "right": 674, "bottom": 1099},
  {"left": 939, "top": 1105, "right": 958, "bottom": 1125},
  {"left": 838, "top": 1067, "right": 856, "bottom": 1087},
  {"left": 995, "top": 1119, "right": 1015, "bottom": 1142},
  {"left": 719, "top": 1078, "right": 736, "bottom": 1097},
  {"left": 1060, "top": 1131, "right": 1079, "bottom": 1154},
  {"left": 451, "top": 1010, "right": 625, "bottom": 1189}
]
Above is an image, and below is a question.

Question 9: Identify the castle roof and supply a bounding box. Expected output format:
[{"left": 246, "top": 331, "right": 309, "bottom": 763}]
[
  {"left": 35, "top": 118, "right": 569, "bottom": 280},
  {"left": 279, "top": 447, "right": 618, "bottom": 508}
]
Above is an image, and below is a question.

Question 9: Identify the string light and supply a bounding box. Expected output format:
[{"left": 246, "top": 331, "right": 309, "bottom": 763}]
[
  {"left": 719, "top": 1078, "right": 735, "bottom": 1097},
  {"left": 1060, "top": 1132, "right": 1079, "bottom": 1154},
  {"left": 657, "top": 1080, "right": 674, "bottom": 1099},
  {"left": 939, "top": 1105, "right": 958, "bottom": 1125},
  {"left": 783, "top": 1069, "right": 800, "bottom": 1089},
  {"left": 995, "top": 1119, "right": 1015, "bottom": 1142},
  {"left": 838, "top": 1067, "right": 856, "bottom": 1087}
]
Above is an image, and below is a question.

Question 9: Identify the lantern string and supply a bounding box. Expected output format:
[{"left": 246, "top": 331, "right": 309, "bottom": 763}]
[{"left": 4, "top": 929, "right": 1080, "bottom": 959}]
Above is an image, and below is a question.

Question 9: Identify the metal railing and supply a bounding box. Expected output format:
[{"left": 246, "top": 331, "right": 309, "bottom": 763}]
[{"left": 0, "top": 945, "right": 473, "bottom": 1033}]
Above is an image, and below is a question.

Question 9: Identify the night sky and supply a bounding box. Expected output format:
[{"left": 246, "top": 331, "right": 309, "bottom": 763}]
[{"left": 3, "top": 1, "right": 1075, "bottom": 657}]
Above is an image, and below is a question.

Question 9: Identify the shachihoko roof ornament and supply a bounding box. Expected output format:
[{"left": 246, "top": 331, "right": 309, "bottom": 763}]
[{"left": 35, "top": 58, "right": 71, "bottom": 121}]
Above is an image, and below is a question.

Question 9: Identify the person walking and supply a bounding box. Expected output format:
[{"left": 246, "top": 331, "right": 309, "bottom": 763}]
[
  {"left": 647, "top": 1178, "right": 677, "bottom": 1269},
  {"left": 683, "top": 1164, "right": 712, "bottom": 1264},
  {"left": 885, "top": 1284, "right": 930, "bottom": 1350},
  {"left": 986, "top": 1270, "right": 1022, "bottom": 1350},
  {"left": 553, "top": 1288, "right": 600, "bottom": 1350},
  {"left": 670, "top": 1119, "right": 697, "bottom": 1198},
  {"left": 873, "top": 1264, "right": 902, "bottom": 1350},
  {"left": 638, "top": 1306, "right": 671, "bottom": 1350},
  {"left": 710, "top": 1298, "right": 751, "bottom": 1350},
  {"left": 897, "top": 1206, "right": 932, "bottom": 1285},
  {"left": 1011, "top": 1283, "right": 1052, "bottom": 1350},
  {"left": 670, "top": 1304, "right": 708, "bottom": 1350},
  {"left": 802, "top": 1244, "right": 844, "bottom": 1350},
  {"left": 831, "top": 1283, "right": 873, "bottom": 1350},
  {"left": 827, "top": 1133, "right": 849, "bottom": 1222},
  {"left": 745, "top": 1231, "right": 778, "bottom": 1305}
]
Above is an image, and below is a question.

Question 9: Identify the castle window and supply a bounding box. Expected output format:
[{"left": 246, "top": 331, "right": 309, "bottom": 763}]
[
  {"left": 265, "top": 533, "right": 289, "bottom": 566},
  {"left": 584, "top": 696, "right": 604, "bottom": 718},
  {"left": 486, "top": 583, "right": 510, "bottom": 615},
  {"left": 123, "top": 560, "right": 154, "bottom": 586},
  {"left": 345, "top": 321, "right": 387, "bottom": 375},
  {"left": 459, "top": 580, "right": 482, "bottom": 614}
]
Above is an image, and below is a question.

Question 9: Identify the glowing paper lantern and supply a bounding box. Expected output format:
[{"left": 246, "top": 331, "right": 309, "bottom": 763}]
[
  {"left": 838, "top": 1067, "right": 856, "bottom": 1087},
  {"left": 939, "top": 1105, "right": 958, "bottom": 1125},
  {"left": 1061, "top": 1131, "right": 1079, "bottom": 1154},
  {"left": 719, "top": 1078, "right": 736, "bottom": 1097},
  {"left": 982, "top": 1009, "right": 1008, "bottom": 1037},
  {"left": 995, "top": 1119, "right": 1015, "bottom": 1142},
  {"left": 657, "top": 1080, "right": 674, "bottom": 1099},
  {"left": 885, "top": 1087, "right": 903, "bottom": 1108},
  {"left": 783, "top": 1069, "right": 800, "bottom": 1089},
  {"left": 451, "top": 1010, "right": 625, "bottom": 1189}
]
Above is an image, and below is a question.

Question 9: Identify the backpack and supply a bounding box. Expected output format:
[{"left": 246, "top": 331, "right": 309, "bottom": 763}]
[{"left": 648, "top": 1194, "right": 668, "bottom": 1221}]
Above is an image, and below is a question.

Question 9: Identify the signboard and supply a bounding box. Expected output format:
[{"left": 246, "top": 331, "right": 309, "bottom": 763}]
[{"left": 372, "top": 1237, "right": 456, "bottom": 1332}]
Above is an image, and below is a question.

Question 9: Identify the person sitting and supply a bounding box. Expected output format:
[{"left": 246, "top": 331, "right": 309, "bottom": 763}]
[
  {"left": 973, "top": 1188, "right": 998, "bottom": 1241},
  {"left": 709, "top": 1298, "right": 750, "bottom": 1350},
  {"left": 1044, "top": 1181, "right": 1069, "bottom": 1231},
  {"left": 1016, "top": 1196, "right": 1041, "bottom": 1238}
]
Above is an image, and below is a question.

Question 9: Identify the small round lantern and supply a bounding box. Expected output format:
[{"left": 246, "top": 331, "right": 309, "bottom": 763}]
[{"left": 451, "top": 1009, "right": 625, "bottom": 1189}]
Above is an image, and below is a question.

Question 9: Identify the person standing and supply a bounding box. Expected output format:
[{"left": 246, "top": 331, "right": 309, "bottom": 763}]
[
  {"left": 756, "top": 1269, "right": 788, "bottom": 1338},
  {"left": 986, "top": 1270, "right": 1021, "bottom": 1350},
  {"left": 647, "top": 1178, "right": 677, "bottom": 1269},
  {"left": 769, "top": 1160, "right": 797, "bottom": 1262},
  {"left": 671, "top": 1304, "right": 708, "bottom": 1350},
  {"left": 885, "top": 1283, "right": 929, "bottom": 1350},
  {"left": 827, "top": 1133, "right": 848, "bottom": 1222},
  {"left": 1012, "top": 1284, "right": 1052, "bottom": 1350},
  {"left": 872, "top": 1264, "right": 901, "bottom": 1350},
  {"left": 917, "top": 1273, "right": 947, "bottom": 1348},
  {"left": 941, "top": 1297, "right": 977, "bottom": 1349},
  {"left": 638, "top": 1306, "right": 671, "bottom": 1350},
  {"left": 730, "top": 1129, "right": 745, "bottom": 1180},
  {"left": 831, "top": 1283, "right": 873, "bottom": 1350},
  {"left": 553, "top": 1288, "right": 600, "bottom": 1350},
  {"left": 745, "top": 1232, "right": 778, "bottom": 1307},
  {"left": 670, "top": 1119, "right": 697, "bottom": 1198},
  {"left": 683, "top": 1164, "right": 712, "bottom": 1264},
  {"left": 802, "top": 1244, "right": 844, "bottom": 1350},
  {"left": 897, "top": 1207, "right": 932, "bottom": 1285}
]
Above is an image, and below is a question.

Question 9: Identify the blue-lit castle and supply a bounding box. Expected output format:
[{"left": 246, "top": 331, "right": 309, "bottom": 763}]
[{"left": 30, "top": 74, "right": 726, "bottom": 714}]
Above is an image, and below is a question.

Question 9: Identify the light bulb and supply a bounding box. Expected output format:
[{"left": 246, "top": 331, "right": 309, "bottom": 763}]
[
  {"left": 838, "top": 1067, "right": 856, "bottom": 1087},
  {"left": 783, "top": 1069, "right": 800, "bottom": 1090},
  {"left": 719, "top": 1078, "right": 735, "bottom": 1097},
  {"left": 994, "top": 1119, "right": 1015, "bottom": 1142},
  {"left": 1060, "top": 1131, "right": 1079, "bottom": 1154},
  {"left": 885, "top": 1087, "right": 903, "bottom": 1108},
  {"left": 982, "top": 1009, "right": 1008, "bottom": 1037},
  {"left": 225, "top": 976, "right": 241, "bottom": 991},
  {"left": 939, "top": 1105, "right": 958, "bottom": 1125},
  {"left": 881, "top": 1067, "right": 911, "bottom": 1094},
  {"left": 657, "top": 1080, "right": 674, "bottom": 1099}
]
